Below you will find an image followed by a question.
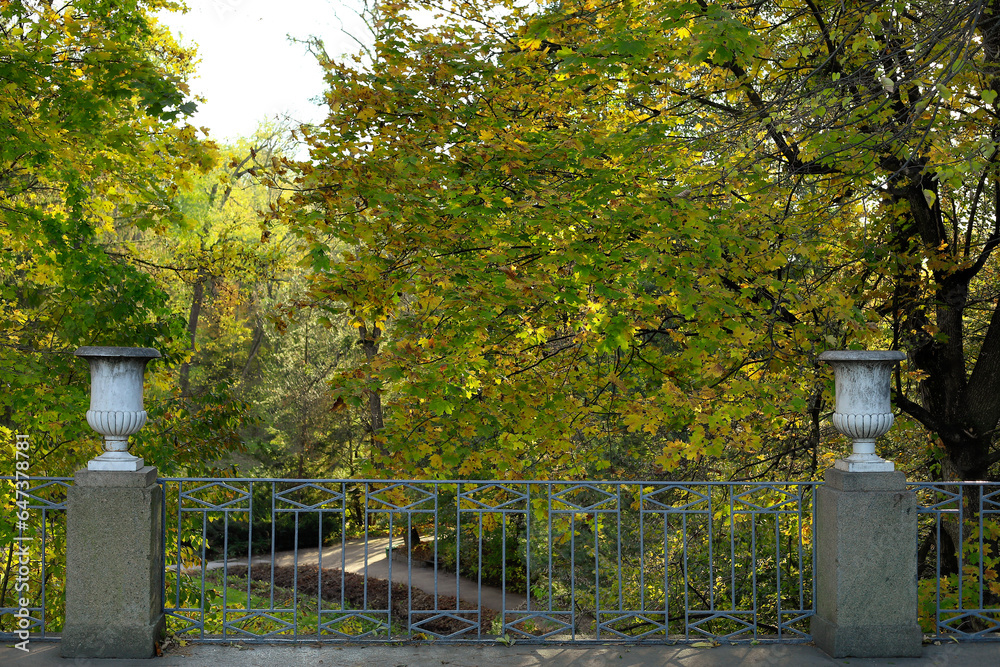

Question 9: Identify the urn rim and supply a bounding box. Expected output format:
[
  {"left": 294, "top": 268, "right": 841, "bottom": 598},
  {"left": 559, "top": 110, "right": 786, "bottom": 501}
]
[
  {"left": 819, "top": 350, "right": 906, "bottom": 362},
  {"left": 75, "top": 346, "right": 161, "bottom": 359}
]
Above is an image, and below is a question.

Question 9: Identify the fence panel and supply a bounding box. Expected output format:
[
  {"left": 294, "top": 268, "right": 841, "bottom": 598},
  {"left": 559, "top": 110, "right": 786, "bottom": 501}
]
[
  {"left": 8, "top": 476, "right": 1000, "bottom": 645},
  {"left": 913, "top": 482, "right": 1000, "bottom": 641},
  {"left": 160, "top": 479, "right": 817, "bottom": 644},
  {"left": 0, "top": 476, "right": 72, "bottom": 642}
]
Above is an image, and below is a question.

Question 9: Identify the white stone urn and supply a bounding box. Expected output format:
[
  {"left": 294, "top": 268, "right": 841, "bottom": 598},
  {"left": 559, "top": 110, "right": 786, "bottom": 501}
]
[
  {"left": 75, "top": 346, "right": 160, "bottom": 471},
  {"left": 819, "top": 350, "right": 906, "bottom": 472}
]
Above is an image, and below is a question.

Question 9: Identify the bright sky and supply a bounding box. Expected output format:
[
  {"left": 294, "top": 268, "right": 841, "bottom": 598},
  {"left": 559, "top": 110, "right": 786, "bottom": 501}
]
[{"left": 157, "top": 0, "right": 367, "bottom": 143}]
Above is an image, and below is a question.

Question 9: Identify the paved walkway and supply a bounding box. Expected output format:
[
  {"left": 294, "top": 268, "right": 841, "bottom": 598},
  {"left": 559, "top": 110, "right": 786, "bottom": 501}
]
[
  {"left": 193, "top": 537, "right": 528, "bottom": 612},
  {"left": 2, "top": 641, "right": 997, "bottom": 666}
]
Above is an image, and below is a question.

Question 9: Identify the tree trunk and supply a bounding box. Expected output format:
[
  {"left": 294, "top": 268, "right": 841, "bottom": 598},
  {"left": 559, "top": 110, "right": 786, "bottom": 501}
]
[
  {"left": 886, "top": 172, "right": 1000, "bottom": 481},
  {"left": 240, "top": 321, "right": 265, "bottom": 381},
  {"left": 179, "top": 270, "right": 206, "bottom": 397},
  {"left": 359, "top": 322, "right": 388, "bottom": 458}
]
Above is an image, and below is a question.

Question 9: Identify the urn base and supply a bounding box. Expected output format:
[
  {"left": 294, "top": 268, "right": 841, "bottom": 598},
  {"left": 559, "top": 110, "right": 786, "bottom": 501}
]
[
  {"left": 88, "top": 451, "right": 145, "bottom": 471},
  {"left": 834, "top": 455, "right": 894, "bottom": 473}
]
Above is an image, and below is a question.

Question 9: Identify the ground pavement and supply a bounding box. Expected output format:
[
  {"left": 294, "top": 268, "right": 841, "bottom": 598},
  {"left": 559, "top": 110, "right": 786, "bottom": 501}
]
[{"left": 1, "top": 640, "right": 997, "bottom": 666}]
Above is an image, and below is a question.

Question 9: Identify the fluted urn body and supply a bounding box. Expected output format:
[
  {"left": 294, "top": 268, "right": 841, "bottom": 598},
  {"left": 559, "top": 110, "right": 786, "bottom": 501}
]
[
  {"left": 75, "top": 346, "right": 160, "bottom": 471},
  {"left": 819, "top": 350, "right": 906, "bottom": 472}
]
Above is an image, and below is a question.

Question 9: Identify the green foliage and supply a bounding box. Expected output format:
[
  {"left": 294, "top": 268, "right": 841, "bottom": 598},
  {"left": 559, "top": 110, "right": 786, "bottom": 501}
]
[
  {"left": 134, "top": 124, "right": 377, "bottom": 479},
  {"left": 419, "top": 516, "right": 529, "bottom": 594},
  {"left": 0, "top": 0, "right": 227, "bottom": 475},
  {"left": 288, "top": 0, "right": 1000, "bottom": 481},
  {"left": 917, "top": 511, "right": 1000, "bottom": 636},
  {"left": 0, "top": 477, "right": 68, "bottom": 634},
  {"left": 514, "top": 484, "right": 813, "bottom": 638},
  {"left": 164, "top": 570, "right": 336, "bottom": 637},
  {"left": 288, "top": 0, "right": 872, "bottom": 479}
]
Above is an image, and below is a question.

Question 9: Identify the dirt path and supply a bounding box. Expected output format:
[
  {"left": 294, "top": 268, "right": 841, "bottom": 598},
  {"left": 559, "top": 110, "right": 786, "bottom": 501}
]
[{"left": 200, "top": 537, "right": 528, "bottom": 613}]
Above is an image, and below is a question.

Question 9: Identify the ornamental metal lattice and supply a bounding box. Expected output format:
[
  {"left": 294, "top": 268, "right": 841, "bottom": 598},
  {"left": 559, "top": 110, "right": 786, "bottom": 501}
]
[
  {"left": 0, "top": 476, "right": 72, "bottom": 641},
  {"left": 4, "top": 476, "right": 999, "bottom": 644},
  {"left": 159, "top": 479, "right": 817, "bottom": 644},
  {"left": 912, "top": 482, "right": 1000, "bottom": 640}
]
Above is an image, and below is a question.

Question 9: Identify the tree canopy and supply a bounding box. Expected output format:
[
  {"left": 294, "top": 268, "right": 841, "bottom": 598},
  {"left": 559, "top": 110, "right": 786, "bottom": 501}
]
[
  {"left": 4, "top": 0, "right": 999, "bottom": 483},
  {"left": 288, "top": 0, "right": 1000, "bottom": 480},
  {"left": 1, "top": 0, "right": 218, "bottom": 471}
]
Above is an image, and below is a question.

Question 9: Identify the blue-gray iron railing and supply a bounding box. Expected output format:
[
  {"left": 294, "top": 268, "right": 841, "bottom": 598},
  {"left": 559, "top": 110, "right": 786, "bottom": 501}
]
[
  {"left": 0, "top": 476, "right": 72, "bottom": 641},
  {"left": 911, "top": 482, "right": 1000, "bottom": 640},
  {"left": 3, "top": 476, "right": 999, "bottom": 644},
  {"left": 160, "top": 479, "right": 817, "bottom": 643}
]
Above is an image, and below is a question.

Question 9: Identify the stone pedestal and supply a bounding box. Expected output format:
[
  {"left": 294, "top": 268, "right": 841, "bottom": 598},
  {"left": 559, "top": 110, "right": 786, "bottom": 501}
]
[
  {"left": 811, "top": 468, "right": 922, "bottom": 658},
  {"left": 62, "top": 467, "right": 164, "bottom": 658}
]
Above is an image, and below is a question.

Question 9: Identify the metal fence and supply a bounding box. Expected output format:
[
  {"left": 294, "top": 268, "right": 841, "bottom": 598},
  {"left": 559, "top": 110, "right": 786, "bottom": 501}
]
[
  {"left": 0, "top": 476, "right": 71, "bottom": 641},
  {"left": 3, "top": 476, "right": 1000, "bottom": 645},
  {"left": 160, "top": 479, "right": 817, "bottom": 643},
  {"left": 912, "top": 482, "right": 1000, "bottom": 641}
]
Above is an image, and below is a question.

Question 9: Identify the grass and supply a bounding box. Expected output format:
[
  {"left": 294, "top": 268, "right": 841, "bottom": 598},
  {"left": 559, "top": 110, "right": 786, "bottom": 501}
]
[{"left": 164, "top": 568, "right": 387, "bottom": 639}]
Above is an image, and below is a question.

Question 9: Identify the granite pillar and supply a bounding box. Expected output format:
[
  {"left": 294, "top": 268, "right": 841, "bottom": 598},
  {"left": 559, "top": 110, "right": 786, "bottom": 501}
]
[
  {"left": 811, "top": 468, "right": 922, "bottom": 658},
  {"left": 61, "top": 467, "right": 164, "bottom": 658}
]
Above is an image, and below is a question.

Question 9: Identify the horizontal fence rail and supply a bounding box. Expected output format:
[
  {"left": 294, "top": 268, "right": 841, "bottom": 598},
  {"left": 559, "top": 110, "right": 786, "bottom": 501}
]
[
  {"left": 160, "top": 479, "right": 817, "bottom": 644},
  {"left": 0, "top": 476, "right": 72, "bottom": 641},
  {"left": 911, "top": 482, "right": 1000, "bottom": 641}
]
